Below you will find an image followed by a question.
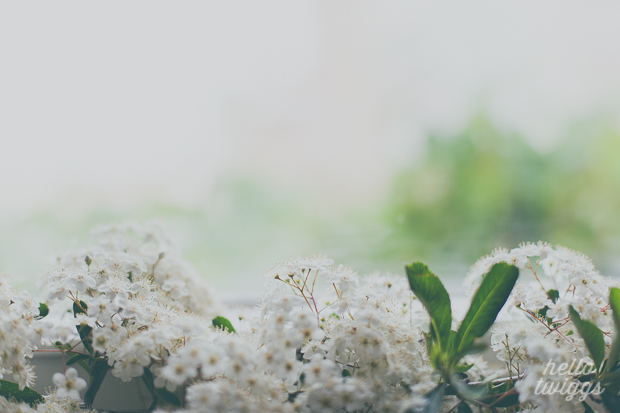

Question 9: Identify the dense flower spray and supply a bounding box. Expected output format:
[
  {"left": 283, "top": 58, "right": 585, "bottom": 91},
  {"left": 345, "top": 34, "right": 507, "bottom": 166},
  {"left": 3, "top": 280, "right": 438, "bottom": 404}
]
[{"left": 0, "top": 224, "right": 618, "bottom": 412}]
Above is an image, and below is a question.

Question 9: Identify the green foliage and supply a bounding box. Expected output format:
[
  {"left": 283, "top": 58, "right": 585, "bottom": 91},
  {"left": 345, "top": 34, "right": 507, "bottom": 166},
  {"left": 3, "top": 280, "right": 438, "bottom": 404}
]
[
  {"left": 582, "top": 401, "right": 596, "bottom": 413},
  {"left": 607, "top": 287, "right": 620, "bottom": 372},
  {"left": 407, "top": 260, "right": 519, "bottom": 411},
  {"left": 155, "top": 388, "right": 182, "bottom": 407},
  {"left": 405, "top": 261, "right": 452, "bottom": 352},
  {"left": 83, "top": 358, "right": 110, "bottom": 408},
  {"left": 415, "top": 383, "right": 446, "bottom": 413},
  {"left": 73, "top": 300, "right": 94, "bottom": 355},
  {"left": 569, "top": 306, "right": 605, "bottom": 372},
  {"left": 453, "top": 263, "right": 519, "bottom": 355},
  {"left": 457, "top": 402, "right": 473, "bottom": 413},
  {"left": 386, "top": 117, "right": 620, "bottom": 267},
  {"left": 0, "top": 380, "right": 43, "bottom": 407},
  {"left": 212, "top": 316, "right": 236, "bottom": 333},
  {"left": 37, "top": 303, "right": 49, "bottom": 319},
  {"left": 453, "top": 363, "right": 474, "bottom": 374}
]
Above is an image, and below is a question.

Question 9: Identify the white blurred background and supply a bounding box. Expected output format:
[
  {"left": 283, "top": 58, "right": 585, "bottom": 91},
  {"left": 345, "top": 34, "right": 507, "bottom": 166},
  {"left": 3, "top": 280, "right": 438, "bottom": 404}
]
[{"left": 2, "top": 1, "right": 620, "bottom": 292}]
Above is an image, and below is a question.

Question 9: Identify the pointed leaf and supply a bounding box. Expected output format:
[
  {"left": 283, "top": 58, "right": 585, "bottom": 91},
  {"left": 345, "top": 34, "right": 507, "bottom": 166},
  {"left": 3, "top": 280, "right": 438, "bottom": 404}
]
[
  {"left": 84, "top": 358, "right": 110, "bottom": 407},
  {"left": 0, "top": 380, "right": 44, "bottom": 406},
  {"left": 453, "top": 263, "right": 518, "bottom": 356},
  {"left": 406, "top": 261, "right": 452, "bottom": 351},
  {"left": 73, "top": 301, "right": 94, "bottom": 355},
  {"left": 569, "top": 306, "right": 605, "bottom": 372},
  {"left": 607, "top": 287, "right": 620, "bottom": 372}
]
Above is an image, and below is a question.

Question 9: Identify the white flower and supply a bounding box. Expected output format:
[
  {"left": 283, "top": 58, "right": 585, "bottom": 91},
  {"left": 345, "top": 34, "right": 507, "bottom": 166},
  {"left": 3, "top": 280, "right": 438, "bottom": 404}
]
[
  {"left": 64, "top": 269, "right": 97, "bottom": 293},
  {"left": 85, "top": 294, "right": 118, "bottom": 321},
  {"left": 541, "top": 256, "right": 561, "bottom": 278},
  {"left": 161, "top": 279, "right": 189, "bottom": 299},
  {"left": 52, "top": 367, "right": 87, "bottom": 401},
  {"left": 161, "top": 355, "right": 197, "bottom": 387}
]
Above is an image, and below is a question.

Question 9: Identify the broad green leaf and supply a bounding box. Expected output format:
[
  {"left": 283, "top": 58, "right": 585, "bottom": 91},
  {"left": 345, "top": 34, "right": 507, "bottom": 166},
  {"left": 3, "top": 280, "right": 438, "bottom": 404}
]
[
  {"left": 453, "top": 263, "right": 519, "bottom": 356},
  {"left": 569, "top": 306, "right": 605, "bottom": 372},
  {"left": 212, "top": 316, "right": 236, "bottom": 333},
  {"left": 607, "top": 287, "right": 620, "bottom": 372},
  {"left": 0, "top": 380, "right": 44, "bottom": 406},
  {"left": 342, "top": 369, "right": 351, "bottom": 377},
  {"left": 155, "top": 388, "right": 182, "bottom": 407},
  {"left": 406, "top": 261, "right": 452, "bottom": 351}
]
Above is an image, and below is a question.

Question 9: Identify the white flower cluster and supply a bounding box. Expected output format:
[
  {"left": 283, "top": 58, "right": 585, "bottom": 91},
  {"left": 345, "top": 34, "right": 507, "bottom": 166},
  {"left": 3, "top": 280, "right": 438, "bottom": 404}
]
[
  {"left": 468, "top": 242, "right": 618, "bottom": 412},
  {"left": 0, "top": 275, "right": 40, "bottom": 390},
  {"left": 143, "top": 256, "right": 435, "bottom": 413},
  {"left": 38, "top": 223, "right": 221, "bottom": 406},
  {"left": 3, "top": 222, "right": 619, "bottom": 413},
  {"left": 0, "top": 394, "right": 98, "bottom": 413}
]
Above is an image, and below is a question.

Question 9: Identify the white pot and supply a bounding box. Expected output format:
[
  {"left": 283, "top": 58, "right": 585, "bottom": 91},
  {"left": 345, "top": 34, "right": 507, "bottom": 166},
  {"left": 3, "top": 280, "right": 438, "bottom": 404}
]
[{"left": 32, "top": 351, "right": 154, "bottom": 411}]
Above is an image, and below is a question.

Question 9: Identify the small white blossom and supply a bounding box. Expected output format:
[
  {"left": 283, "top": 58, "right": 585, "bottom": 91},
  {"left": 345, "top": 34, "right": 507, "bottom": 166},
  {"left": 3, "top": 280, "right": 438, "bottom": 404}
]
[{"left": 52, "top": 368, "right": 87, "bottom": 401}]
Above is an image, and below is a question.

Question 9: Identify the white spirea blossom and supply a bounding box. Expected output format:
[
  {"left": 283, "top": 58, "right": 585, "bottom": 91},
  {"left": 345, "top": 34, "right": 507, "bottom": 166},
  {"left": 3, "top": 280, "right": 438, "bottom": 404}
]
[
  {"left": 52, "top": 368, "right": 87, "bottom": 401},
  {"left": 469, "top": 242, "right": 618, "bottom": 413},
  {"left": 0, "top": 275, "right": 39, "bottom": 390},
  {"left": 1, "top": 225, "right": 616, "bottom": 413}
]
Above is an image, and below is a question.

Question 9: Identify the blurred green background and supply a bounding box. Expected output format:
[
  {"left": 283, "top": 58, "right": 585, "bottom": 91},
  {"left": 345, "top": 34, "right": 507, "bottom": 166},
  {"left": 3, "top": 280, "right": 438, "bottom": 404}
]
[
  {"left": 3, "top": 3, "right": 620, "bottom": 294},
  {"left": 4, "top": 115, "right": 620, "bottom": 293}
]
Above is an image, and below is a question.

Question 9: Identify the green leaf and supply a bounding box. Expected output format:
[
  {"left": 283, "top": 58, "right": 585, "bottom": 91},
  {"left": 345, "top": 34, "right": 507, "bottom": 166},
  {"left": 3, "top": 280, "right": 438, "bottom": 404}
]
[
  {"left": 141, "top": 368, "right": 158, "bottom": 411},
  {"left": 155, "top": 388, "right": 182, "bottom": 407},
  {"left": 607, "top": 287, "right": 620, "bottom": 372},
  {"left": 452, "top": 263, "right": 519, "bottom": 357},
  {"left": 457, "top": 402, "right": 473, "bottom": 413},
  {"left": 73, "top": 301, "right": 94, "bottom": 355},
  {"left": 212, "top": 316, "right": 236, "bottom": 333},
  {"left": 486, "top": 382, "right": 520, "bottom": 408},
  {"left": 406, "top": 261, "right": 452, "bottom": 351},
  {"left": 83, "top": 358, "right": 110, "bottom": 408},
  {"left": 569, "top": 306, "right": 605, "bottom": 372},
  {"left": 582, "top": 401, "right": 596, "bottom": 413},
  {"left": 342, "top": 369, "right": 352, "bottom": 377},
  {"left": 449, "top": 374, "right": 489, "bottom": 401},
  {"left": 0, "top": 380, "right": 44, "bottom": 406},
  {"left": 37, "top": 303, "right": 49, "bottom": 319},
  {"left": 66, "top": 353, "right": 90, "bottom": 366},
  {"left": 454, "top": 363, "right": 474, "bottom": 374},
  {"left": 416, "top": 383, "right": 446, "bottom": 413},
  {"left": 73, "top": 300, "right": 88, "bottom": 316},
  {"left": 77, "top": 359, "right": 92, "bottom": 379},
  {"left": 53, "top": 341, "right": 71, "bottom": 351},
  {"left": 548, "top": 289, "right": 560, "bottom": 304}
]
